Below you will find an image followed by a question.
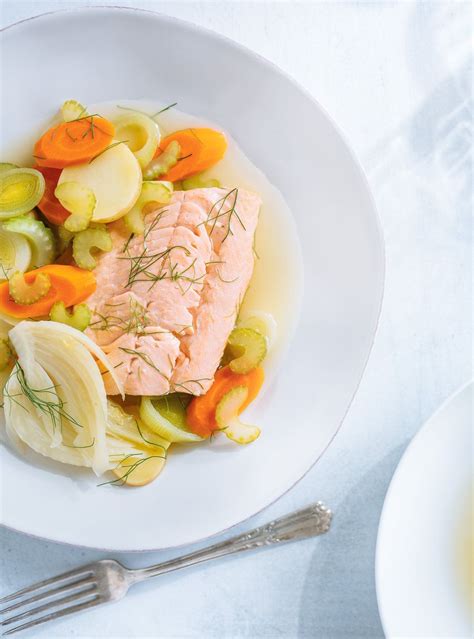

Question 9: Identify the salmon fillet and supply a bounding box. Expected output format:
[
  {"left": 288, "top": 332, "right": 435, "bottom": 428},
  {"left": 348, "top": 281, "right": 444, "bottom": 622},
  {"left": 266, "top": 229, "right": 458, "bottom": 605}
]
[{"left": 85, "top": 187, "right": 260, "bottom": 396}]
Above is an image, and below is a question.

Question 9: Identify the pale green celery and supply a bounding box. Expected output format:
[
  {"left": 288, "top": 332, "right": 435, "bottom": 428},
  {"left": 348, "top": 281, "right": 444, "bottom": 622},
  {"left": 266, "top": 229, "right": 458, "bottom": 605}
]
[
  {"left": 143, "top": 140, "right": 180, "bottom": 180},
  {"left": 3, "top": 216, "right": 56, "bottom": 267},
  {"left": 49, "top": 301, "right": 91, "bottom": 331},
  {"left": 8, "top": 271, "right": 51, "bottom": 305},
  {"left": 72, "top": 226, "right": 112, "bottom": 270}
]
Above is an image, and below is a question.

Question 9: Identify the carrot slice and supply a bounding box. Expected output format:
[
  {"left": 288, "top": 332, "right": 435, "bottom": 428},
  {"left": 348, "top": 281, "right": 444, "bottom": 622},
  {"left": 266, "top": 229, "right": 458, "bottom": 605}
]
[
  {"left": 186, "top": 365, "right": 264, "bottom": 438},
  {"left": 34, "top": 116, "right": 115, "bottom": 169},
  {"left": 35, "top": 166, "right": 70, "bottom": 225},
  {"left": 154, "top": 128, "right": 227, "bottom": 182},
  {"left": 0, "top": 264, "right": 96, "bottom": 318}
]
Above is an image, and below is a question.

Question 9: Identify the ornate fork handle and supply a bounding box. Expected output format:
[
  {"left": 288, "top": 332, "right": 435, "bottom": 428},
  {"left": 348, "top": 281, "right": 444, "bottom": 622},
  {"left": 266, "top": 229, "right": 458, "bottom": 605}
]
[{"left": 134, "top": 502, "right": 332, "bottom": 582}]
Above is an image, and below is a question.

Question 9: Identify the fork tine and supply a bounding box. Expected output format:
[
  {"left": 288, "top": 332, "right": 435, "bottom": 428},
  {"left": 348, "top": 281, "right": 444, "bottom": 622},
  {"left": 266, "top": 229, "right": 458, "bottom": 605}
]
[
  {"left": 1, "top": 585, "right": 98, "bottom": 627},
  {"left": 0, "top": 567, "right": 94, "bottom": 605},
  {"left": 2, "top": 597, "right": 102, "bottom": 636},
  {"left": 0, "top": 575, "right": 95, "bottom": 615}
]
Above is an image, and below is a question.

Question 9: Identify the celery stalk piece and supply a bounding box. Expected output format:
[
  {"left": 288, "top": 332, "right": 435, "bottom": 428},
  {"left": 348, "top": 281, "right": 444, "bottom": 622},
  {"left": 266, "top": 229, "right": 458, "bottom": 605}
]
[
  {"left": 8, "top": 271, "right": 51, "bottom": 305},
  {"left": 72, "top": 226, "right": 112, "bottom": 270},
  {"left": 182, "top": 175, "right": 221, "bottom": 190},
  {"left": 0, "top": 168, "right": 45, "bottom": 220},
  {"left": 3, "top": 216, "right": 56, "bottom": 268},
  {"left": 61, "top": 100, "right": 88, "bottom": 122},
  {"left": 49, "top": 301, "right": 91, "bottom": 331},
  {"left": 143, "top": 140, "right": 180, "bottom": 181},
  {"left": 215, "top": 386, "right": 261, "bottom": 444},
  {"left": 57, "top": 225, "right": 74, "bottom": 254},
  {"left": 55, "top": 182, "right": 96, "bottom": 232},
  {"left": 113, "top": 112, "right": 160, "bottom": 169},
  {"left": 124, "top": 181, "right": 173, "bottom": 234},
  {"left": 225, "top": 327, "right": 267, "bottom": 374}
]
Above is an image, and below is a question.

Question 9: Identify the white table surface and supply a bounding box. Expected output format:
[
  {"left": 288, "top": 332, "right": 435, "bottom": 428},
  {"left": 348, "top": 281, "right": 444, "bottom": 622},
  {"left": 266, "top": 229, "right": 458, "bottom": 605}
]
[{"left": 0, "top": 1, "right": 471, "bottom": 638}]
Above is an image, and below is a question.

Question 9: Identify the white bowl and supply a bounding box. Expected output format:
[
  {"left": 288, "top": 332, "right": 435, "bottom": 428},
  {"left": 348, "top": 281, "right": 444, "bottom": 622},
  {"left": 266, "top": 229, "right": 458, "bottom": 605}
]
[
  {"left": 376, "top": 382, "right": 473, "bottom": 637},
  {"left": 0, "top": 7, "right": 384, "bottom": 551}
]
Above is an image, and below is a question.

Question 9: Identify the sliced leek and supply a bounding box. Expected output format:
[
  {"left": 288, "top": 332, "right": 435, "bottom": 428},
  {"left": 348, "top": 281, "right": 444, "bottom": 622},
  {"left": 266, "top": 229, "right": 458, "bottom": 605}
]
[
  {"left": 215, "top": 386, "right": 261, "bottom": 444},
  {"left": 143, "top": 140, "right": 180, "bottom": 181},
  {"left": 237, "top": 311, "right": 277, "bottom": 349},
  {"left": 0, "top": 168, "right": 45, "bottom": 220},
  {"left": 57, "top": 225, "right": 74, "bottom": 254},
  {"left": 0, "top": 226, "right": 32, "bottom": 280},
  {"left": 225, "top": 327, "right": 267, "bottom": 374},
  {"left": 124, "top": 181, "right": 173, "bottom": 234},
  {"left": 72, "top": 226, "right": 112, "bottom": 270},
  {"left": 3, "top": 216, "right": 55, "bottom": 267},
  {"left": 154, "top": 393, "right": 191, "bottom": 428},
  {"left": 113, "top": 112, "right": 160, "bottom": 169},
  {"left": 49, "top": 301, "right": 91, "bottom": 331},
  {"left": 0, "top": 163, "right": 18, "bottom": 175},
  {"left": 140, "top": 396, "right": 203, "bottom": 443},
  {"left": 182, "top": 175, "right": 221, "bottom": 190},
  {"left": 55, "top": 181, "right": 96, "bottom": 232},
  {"left": 9, "top": 271, "right": 51, "bottom": 305},
  {"left": 61, "top": 99, "right": 88, "bottom": 122}
]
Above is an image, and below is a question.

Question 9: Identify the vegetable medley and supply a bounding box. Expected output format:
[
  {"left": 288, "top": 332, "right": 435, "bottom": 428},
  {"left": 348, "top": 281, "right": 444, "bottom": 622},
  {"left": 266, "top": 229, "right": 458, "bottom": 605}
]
[{"left": 0, "top": 100, "right": 273, "bottom": 487}]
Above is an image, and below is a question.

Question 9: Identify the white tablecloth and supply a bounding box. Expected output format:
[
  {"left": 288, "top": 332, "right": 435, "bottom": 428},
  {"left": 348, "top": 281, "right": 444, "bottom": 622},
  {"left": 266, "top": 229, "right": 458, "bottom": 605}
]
[{"left": 1, "top": 1, "right": 471, "bottom": 637}]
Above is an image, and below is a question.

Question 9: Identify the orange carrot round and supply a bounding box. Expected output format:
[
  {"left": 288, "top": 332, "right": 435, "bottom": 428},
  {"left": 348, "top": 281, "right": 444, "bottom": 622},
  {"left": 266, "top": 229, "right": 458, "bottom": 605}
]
[
  {"left": 155, "top": 128, "right": 227, "bottom": 182},
  {"left": 186, "top": 365, "right": 264, "bottom": 438},
  {"left": 34, "top": 116, "right": 115, "bottom": 169},
  {"left": 35, "top": 166, "right": 70, "bottom": 225},
  {"left": 0, "top": 265, "right": 96, "bottom": 318}
]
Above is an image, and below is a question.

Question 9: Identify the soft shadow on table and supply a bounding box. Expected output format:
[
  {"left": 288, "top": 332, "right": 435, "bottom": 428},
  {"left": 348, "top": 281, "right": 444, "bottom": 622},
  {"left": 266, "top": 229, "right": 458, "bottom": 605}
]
[{"left": 297, "top": 444, "right": 406, "bottom": 639}]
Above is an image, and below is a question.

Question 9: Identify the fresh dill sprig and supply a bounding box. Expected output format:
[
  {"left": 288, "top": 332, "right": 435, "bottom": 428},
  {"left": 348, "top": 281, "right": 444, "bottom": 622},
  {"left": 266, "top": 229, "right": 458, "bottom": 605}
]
[
  {"left": 120, "top": 244, "right": 191, "bottom": 288},
  {"left": 118, "top": 347, "right": 169, "bottom": 381},
  {"left": 65, "top": 127, "right": 77, "bottom": 142},
  {"left": 134, "top": 418, "right": 168, "bottom": 450},
  {"left": 89, "top": 140, "right": 127, "bottom": 163},
  {"left": 116, "top": 102, "right": 178, "bottom": 122},
  {"left": 99, "top": 453, "right": 167, "bottom": 487},
  {"left": 252, "top": 232, "right": 260, "bottom": 260},
  {"left": 8, "top": 362, "right": 83, "bottom": 432},
  {"left": 152, "top": 102, "right": 178, "bottom": 117},
  {"left": 216, "top": 270, "right": 239, "bottom": 284},
  {"left": 64, "top": 438, "right": 95, "bottom": 449},
  {"left": 199, "top": 189, "right": 245, "bottom": 242},
  {"left": 171, "top": 378, "right": 212, "bottom": 393},
  {"left": 122, "top": 233, "right": 134, "bottom": 254}
]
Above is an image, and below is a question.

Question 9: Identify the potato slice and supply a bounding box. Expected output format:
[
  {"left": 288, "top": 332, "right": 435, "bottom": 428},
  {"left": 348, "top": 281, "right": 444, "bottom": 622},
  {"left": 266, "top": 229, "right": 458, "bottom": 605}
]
[
  {"left": 112, "top": 454, "right": 166, "bottom": 486},
  {"left": 58, "top": 142, "right": 142, "bottom": 223}
]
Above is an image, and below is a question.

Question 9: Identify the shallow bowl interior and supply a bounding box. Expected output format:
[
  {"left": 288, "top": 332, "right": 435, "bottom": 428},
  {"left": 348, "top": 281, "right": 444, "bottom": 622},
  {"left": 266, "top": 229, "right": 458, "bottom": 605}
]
[{"left": 0, "top": 8, "right": 384, "bottom": 551}]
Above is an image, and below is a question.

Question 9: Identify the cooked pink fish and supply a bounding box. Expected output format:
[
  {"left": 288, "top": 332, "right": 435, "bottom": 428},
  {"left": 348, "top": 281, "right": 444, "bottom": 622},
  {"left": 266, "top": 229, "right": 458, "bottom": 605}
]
[{"left": 85, "top": 188, "right": 260, "bottom": 395}]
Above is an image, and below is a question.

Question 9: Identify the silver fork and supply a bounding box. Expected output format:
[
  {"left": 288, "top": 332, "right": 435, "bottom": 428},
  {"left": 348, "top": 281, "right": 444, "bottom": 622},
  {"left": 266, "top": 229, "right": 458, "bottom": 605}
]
[{"left": 0, "top": 502, "right": 331, "bottom": 635}]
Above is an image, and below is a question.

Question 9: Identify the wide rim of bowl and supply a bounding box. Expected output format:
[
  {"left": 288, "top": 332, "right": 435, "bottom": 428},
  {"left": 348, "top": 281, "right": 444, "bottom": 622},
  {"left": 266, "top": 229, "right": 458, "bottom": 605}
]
[
  {"left": 0, "top": 5, "right": 385, "bottom": 552},
  {"left": 375, "top": 379, "right": 474, "bottom": 636}
]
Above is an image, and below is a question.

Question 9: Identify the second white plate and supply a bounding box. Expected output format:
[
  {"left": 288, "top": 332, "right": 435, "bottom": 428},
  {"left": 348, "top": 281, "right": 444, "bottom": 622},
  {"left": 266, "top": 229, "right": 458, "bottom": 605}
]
[{"left": 376, "top": 382, "right": 473, "bottom": 638}]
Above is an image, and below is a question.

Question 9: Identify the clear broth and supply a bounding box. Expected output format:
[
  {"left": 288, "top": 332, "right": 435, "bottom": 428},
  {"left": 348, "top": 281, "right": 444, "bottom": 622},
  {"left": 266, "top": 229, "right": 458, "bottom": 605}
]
[{"left": 3, "top": 100, "right": 304, "bottom": 373}]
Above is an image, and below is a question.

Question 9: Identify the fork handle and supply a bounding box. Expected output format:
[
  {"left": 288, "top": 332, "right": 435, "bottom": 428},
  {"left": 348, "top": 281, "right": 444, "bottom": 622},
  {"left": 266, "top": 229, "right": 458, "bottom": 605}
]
[{"left": 131, "top": 502, "right": 332, "bottom": 582}]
